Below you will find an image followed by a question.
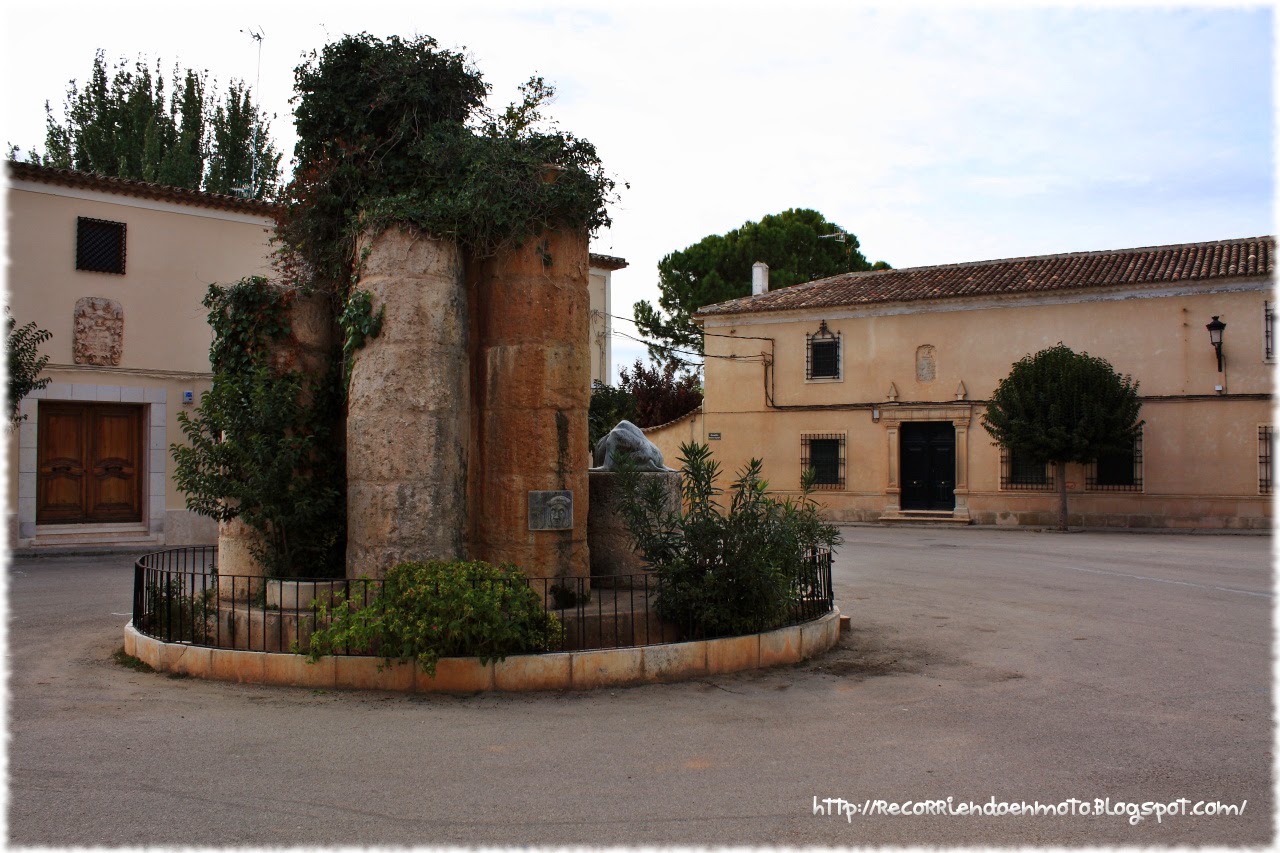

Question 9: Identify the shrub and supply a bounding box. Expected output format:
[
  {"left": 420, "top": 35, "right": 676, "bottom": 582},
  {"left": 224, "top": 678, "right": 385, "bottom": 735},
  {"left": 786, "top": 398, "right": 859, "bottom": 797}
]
[
  {"left": 618, "top": 360, "right": 702, "bottom": 428},
  {"left": 616, "top": 442, "right": 839, "bottom": 637},
  {"left": 303, "top": 560, "right": 563, "bottom": 674},
  {"left": 588, "top": 379, "right": 638, "bottom": 447}
]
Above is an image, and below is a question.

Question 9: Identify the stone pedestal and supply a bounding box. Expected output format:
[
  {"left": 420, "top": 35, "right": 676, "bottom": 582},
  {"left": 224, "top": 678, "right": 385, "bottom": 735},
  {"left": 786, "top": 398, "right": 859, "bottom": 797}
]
[
  {"left": 346, "top": 227, "right": 469, "bottom": 577},
  {"left": 216, "top": 516, "right": 267, "bottom": 602},
  {"left": 468, "top": 230, "right": 591, "bottom": 581},
  {"left": 588, "top": 470, "right": 681, "bottom": 587}
]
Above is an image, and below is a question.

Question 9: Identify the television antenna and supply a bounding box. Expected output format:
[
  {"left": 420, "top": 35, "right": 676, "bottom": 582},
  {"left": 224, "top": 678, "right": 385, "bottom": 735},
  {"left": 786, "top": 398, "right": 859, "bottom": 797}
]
[{"left": 233, "top": 26, "right": 266, "bottom": 198}]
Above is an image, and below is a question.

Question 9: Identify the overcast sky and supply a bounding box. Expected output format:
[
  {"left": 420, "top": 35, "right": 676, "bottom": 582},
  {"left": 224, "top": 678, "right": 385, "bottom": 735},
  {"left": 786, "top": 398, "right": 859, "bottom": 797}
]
[{"left": 3, "top": 2, "right": 1273, "bottom": 378}]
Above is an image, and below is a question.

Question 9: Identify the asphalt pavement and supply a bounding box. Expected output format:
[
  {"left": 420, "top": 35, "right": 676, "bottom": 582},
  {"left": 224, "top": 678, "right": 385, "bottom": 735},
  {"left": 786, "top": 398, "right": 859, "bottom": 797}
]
[{"left": 6, "top": 526, "right": 1273, "bottom": 846}]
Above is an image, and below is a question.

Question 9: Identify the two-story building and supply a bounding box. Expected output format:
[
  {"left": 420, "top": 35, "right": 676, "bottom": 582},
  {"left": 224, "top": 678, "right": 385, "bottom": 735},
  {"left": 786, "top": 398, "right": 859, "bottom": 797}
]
[{"left": 648, "top": 236, "right": 1273, "bottom": 529}]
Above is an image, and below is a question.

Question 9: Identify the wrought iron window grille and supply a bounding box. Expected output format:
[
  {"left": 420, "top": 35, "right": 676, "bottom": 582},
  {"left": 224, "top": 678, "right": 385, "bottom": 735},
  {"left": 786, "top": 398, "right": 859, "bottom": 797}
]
[
  {"left": 805, "top": 320, "right": 841, "bottom": 380},
  {"left": 801, "top": 433, "right": 845, "bottom": 489},
  {"left": 1260, "top": 426, "right": 1273, "bottom": 495},
  {"left": 76, "top": 217, "right": 127, "bottom": 274},
  {"left": 999, "top": 447, "right": 1053, "bottom": 491},
  {"left": 1085, "top": 431, "right": 1144, "bottom": 492}
]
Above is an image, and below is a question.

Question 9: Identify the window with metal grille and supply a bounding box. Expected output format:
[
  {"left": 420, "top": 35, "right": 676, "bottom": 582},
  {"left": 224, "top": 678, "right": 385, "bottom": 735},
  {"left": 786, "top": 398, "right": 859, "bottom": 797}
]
[
  {"left": 801, "top": 434, "right": 845, "bottom": 489},
  {"left": 999, "top": 447, "right": 1053, "bottom": 490},
  {"left": 805, "top": 321, "right": 840, "bottom": 380},
  {"left": 1265, "top": 302, "right": 1274, "bottom": 361},
  {"left": 1086, "top": 431, "right": 1143, "bottom": 491},
  {"left": 1260, "top": 426, "right": 1273, "bottom": 495},
  {"left": 76, "top": 217, "right": 126, "bottom": 274}
]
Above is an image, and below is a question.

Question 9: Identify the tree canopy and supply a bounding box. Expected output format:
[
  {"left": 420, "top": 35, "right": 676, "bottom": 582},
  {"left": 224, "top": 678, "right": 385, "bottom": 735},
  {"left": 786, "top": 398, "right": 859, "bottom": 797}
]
[
  {"left": 633, "top": 208, "right": 890, "bottom": 365},
  {"left": 7, "top": 316, "right": 51, "bottom": 429},
  {"left": 16, "top": 50, "right": 281, "bottom": 199},
  {"left": 982, "top": 344, "right": 1143, "bottom": 530}
]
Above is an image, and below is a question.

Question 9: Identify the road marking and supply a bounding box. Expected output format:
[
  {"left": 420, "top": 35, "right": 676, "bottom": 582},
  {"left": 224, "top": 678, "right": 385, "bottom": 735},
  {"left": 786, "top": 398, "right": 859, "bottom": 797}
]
[{"left": 1057, "top": 564, "right": 1271, "bottom": 598}]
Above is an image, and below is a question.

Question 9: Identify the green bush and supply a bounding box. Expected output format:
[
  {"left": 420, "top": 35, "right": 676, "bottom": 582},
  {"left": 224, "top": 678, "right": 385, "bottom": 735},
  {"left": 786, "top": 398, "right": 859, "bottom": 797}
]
[
  {"left": 302, "top": 560, "right": 563, "bottom": 674},
  {"left": 616, "top": 442, "right": 839, "bottom": 637}
]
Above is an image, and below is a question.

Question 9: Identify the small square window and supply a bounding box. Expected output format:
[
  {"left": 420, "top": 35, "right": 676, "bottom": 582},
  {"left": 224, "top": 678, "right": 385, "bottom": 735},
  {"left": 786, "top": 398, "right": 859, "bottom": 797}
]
[
  {"left": 802, "top": 434, "right": 845, "bottom": 489},
  {"left": 806, "top": 321, "right": 841, "bottom": 380},
  {"left": 76, "top": 217, "right": 126, "bottom": 274}
]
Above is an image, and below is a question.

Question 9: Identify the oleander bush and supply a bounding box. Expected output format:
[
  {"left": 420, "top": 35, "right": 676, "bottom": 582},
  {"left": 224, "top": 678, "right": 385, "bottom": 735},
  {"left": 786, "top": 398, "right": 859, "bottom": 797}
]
[
  {"left": 616, "top": 441, "right": 839, "bottom": 637},
  {"left": 302, "top": 559, "right": 563, "bottom": 674}
]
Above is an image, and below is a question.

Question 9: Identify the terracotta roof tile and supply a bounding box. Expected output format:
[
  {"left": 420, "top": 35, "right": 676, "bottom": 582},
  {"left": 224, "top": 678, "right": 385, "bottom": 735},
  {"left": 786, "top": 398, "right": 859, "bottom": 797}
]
[
  {"left": 696, "top": 236, "right": 1275, "bottom": 318},
  {"left": 7, "top": 161, "right": 278, "bottom": 216}
]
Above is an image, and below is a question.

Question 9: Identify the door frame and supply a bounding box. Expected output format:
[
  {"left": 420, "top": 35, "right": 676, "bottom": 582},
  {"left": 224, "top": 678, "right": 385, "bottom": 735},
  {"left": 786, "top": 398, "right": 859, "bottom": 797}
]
[
  {"left": 16, "top": 383, "right": 167, "bottom": 541},
  {"left": 881, "top": 405, "right": 972, "bottom": 521}
]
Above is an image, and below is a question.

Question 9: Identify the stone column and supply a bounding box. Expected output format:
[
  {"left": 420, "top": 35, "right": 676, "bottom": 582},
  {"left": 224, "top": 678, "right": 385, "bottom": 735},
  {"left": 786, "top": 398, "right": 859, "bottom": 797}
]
[
  {"left": 468, "top": 230, "right": 591, "bottom": 582},
  {"left": 346, "top": 226, "right": 469, "bottom": 577}
]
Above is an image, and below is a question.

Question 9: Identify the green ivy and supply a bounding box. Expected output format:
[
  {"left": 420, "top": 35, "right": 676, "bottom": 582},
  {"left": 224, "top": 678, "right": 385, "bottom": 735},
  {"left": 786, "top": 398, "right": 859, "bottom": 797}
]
[
  {"left": 337, "top": 289, "right": 385, "bottom": 384},
  {"left": 171, "top": 277, "right": 344, "bottom": 578},
  {"left": 302, "top": 560, "right": 564, "bottom": 674},
  {"left": 273, "top": 33, "right": 619, "bottom": 294}
]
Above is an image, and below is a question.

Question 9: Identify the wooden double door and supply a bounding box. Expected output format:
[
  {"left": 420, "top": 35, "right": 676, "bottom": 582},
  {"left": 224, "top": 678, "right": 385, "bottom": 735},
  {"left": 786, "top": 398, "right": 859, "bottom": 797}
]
[
  {"left": 900, "top": 421, "right": 956, "bottom": 511},
  {"left": 37, "top": 402, "right": 144, "bottom": 525}
]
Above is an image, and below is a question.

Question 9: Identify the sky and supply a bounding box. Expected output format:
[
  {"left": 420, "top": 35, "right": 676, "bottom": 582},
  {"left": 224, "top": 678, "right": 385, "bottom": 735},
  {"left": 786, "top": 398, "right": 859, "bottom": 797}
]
[{"left": 2, "top": 1, "right": 1273, "bottom": 379}]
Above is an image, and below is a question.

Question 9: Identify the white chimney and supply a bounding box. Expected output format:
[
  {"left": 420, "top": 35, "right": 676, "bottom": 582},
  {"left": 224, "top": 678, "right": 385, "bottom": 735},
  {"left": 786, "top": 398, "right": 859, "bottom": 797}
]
[{"left": 752, "top": 262, "right": 769, "bottom": 296}]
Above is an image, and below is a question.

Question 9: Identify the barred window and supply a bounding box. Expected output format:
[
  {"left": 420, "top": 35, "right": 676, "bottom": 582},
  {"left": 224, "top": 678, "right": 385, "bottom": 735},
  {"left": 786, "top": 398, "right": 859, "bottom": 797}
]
[
  {"left": 1086, "top": 431, "right": 1143, "bottom": 492},
  {"left": 1260, "top": 426, "right": 1273, "bottom": 495},
  {"left": 1265, "top": 302, "right": 1274, "bottom": 361},
  {"left": 806, "top": 321, "right": 841, "bottom": 380},
  {"left": 802, "top": 434, "right": 845, "bottom": 489},
  {"left": 1000, "top": 447, "right": 1053, "bottom": 490},
  {"left": 76, "top": 217, "right": 126, "bottom": 274}
]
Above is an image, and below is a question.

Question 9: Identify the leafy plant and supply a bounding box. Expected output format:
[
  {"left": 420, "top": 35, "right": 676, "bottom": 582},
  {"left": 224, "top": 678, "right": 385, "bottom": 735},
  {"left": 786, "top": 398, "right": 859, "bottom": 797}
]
[
  {"left": 618, "top": 359, "right": 702, "bottom": 428},
  {"left": 302, "top": 560, "right": 564, "bottom": 675},
  {"left": 171, "top": 278, "right": 344, "bottom": 577},
  {"left": 6, "top": 315, "right": 51, "bottom": 428},
  {"left": 983, "top": 344, "right": 1143, "bottom": 531},
  {"left": 337, "top": 288, "right": 385, "bottom": 384},
  {"left": 588, "top": 380, "right": 638, "bottom": 447},
  {"left": 274, "top": 33, "right": 619, "bottom": 294},
  {"left": 616, "top": 442, "right": 840, "bottom": 637}
]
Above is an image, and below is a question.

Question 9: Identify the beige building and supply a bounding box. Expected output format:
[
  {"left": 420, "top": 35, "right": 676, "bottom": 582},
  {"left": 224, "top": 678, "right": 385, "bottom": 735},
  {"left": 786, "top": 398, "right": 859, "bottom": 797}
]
[
  {"left": 647, "top": 237, "right": 1274, "bottom": 529},
  {"left": 6, "top": 162, "right": 625, "bottom": 550}
]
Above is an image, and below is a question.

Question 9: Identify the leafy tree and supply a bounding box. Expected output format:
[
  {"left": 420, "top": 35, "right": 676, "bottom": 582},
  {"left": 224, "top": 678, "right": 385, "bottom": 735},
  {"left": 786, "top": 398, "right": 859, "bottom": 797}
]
[
  {"left": 982, "top": 344, "right": 1143, "bottom": 531},
  {"left": 588, "top": 380, "right": 638, "bottom": 447},
  {"left": 618, "top": 359, "right": 702, "bottom": 428},
  {"left": 634, "top": 208, "right": 889, "bottom": 365},
  {"left": 19, "top": 50, "right": 281, "bottom": 198},
  {"left": 6, "top": 316, "right": 51, "bottom": 428}
]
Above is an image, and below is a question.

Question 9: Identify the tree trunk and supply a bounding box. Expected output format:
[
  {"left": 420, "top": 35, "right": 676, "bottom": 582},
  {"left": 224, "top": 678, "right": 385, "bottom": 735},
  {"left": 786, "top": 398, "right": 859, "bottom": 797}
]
[{"left": 1055, "top": 460, "right": 1069, "bottom": 531}]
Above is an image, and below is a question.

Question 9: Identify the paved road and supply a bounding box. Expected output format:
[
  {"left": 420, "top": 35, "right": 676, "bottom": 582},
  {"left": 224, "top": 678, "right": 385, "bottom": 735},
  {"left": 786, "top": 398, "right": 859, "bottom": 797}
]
[{"left": 7, "top": 527, "right": 1272, "bottom": 846}]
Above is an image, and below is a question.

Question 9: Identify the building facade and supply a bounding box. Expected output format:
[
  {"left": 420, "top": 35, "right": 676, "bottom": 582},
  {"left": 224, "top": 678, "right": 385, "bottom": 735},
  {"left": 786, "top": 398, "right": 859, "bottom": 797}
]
[
  {"left": 7, "top": 162, "right": 625, "bottom": 550},
  {"left": 648, "top": 237, "right": 1273, "bottom": 529}
]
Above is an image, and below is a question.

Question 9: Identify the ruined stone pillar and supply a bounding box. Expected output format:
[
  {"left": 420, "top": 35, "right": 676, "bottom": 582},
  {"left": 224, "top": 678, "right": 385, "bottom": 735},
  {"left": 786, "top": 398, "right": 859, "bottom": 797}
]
[
  {"left": 468, "top": 230, "right": 591, "bottom": 582},
  {"left": 346, "top": 226, "right": 469, "bottom": 577}
]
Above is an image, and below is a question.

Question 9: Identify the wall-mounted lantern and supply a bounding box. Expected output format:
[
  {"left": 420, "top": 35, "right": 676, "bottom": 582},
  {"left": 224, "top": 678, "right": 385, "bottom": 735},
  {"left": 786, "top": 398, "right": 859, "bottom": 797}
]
[{"left": 1206, "top": 316, "right": 1226, "bottom": 371}]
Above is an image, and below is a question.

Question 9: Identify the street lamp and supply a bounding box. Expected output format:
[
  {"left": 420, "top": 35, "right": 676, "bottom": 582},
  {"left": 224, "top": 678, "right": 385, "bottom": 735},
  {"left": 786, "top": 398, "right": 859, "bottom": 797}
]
[{"left": 1206, "top": 316, "right": 1226, "bottom": 372}]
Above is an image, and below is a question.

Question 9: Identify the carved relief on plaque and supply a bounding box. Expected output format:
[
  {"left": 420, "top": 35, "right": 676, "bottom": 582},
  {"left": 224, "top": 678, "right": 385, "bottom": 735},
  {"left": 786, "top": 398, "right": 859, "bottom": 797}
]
[
  {"left": 915, "top": 344, "right": 936, "bottom": 382},
  {"left": 73, "top": 297, "right": 123, "bottom": 366},
  {"left": 528, "top": 490, "right": 573, "bottom": 530}
]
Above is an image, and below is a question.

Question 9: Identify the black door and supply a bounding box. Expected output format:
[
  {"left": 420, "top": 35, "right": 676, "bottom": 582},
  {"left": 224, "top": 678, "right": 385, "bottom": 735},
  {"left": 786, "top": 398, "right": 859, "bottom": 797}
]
[{"left": 900, "top": 422, "right": 956, "bottom": 511}]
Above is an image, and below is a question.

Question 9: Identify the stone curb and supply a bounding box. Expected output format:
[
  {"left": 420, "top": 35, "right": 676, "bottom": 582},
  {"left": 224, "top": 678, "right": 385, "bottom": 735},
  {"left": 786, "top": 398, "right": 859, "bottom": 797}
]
[{"left": 123, "top": 607, "right": 841, "bottom": 692}]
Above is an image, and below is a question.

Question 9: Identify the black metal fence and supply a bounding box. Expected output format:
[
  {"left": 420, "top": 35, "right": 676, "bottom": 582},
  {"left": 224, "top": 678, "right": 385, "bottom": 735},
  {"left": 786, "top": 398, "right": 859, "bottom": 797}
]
[{"left": 132, "top": 547, "right": 834, "bottom": 656}]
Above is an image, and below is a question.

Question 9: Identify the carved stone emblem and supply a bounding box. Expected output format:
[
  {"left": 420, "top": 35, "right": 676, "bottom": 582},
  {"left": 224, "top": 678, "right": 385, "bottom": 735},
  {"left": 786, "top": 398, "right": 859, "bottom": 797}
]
[
  {"left": 529, "top": 490, "right": 573, "bottom": 530},
  {"left": 916, "top": 345, "right": 936, "bottom": 382},
  {"left": 73, "top": 297, "right": 123, "bottom": 366}
]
